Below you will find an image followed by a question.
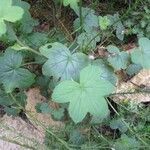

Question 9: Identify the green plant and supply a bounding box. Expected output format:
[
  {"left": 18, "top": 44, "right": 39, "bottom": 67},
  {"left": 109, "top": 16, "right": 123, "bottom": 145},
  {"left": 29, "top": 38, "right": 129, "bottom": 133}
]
[
  {"left": 63, "top": 0, "right": 79, "bottom": 12},
  {"left": 0, "top": 0, "right": 24, "bottom": 36},
  {"left": 52, "top": 65, "right": 115, "bottom": 123},
  {"left": 131, "top": 37, "right": 150, "bottom": 69},
  {"left": 0, "top": 49, "right": 35, "bottom": 93},
  {"left": 0, "top": 0, "right": 150, "bottom": 149},
  {"left": 124, "top": 1, "right": 150, "bottom": 38},
  {"left": 0, "top": 0, "right": 150, "bottom": 123}
]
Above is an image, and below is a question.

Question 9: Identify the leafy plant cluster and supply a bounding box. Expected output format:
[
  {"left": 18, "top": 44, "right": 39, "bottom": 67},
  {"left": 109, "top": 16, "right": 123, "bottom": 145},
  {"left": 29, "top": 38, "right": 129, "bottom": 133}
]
[
  {"left": 0, "top": 0, "right": 150, "bottom": 149},
  {"left": 44, "top": 101, "right": 150, "bottom": 149},
  {"left": 124, "top": 0, "right": 150, "bottom": 38}
]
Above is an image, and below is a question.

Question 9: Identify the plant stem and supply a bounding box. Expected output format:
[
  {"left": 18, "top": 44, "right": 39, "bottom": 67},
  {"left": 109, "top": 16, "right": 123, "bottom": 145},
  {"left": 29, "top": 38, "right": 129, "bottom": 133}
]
[
  {"left": 9, "top": 93, "right": 71, "bottom": 149},
  {"left": 79, "top": 0, "right": 83, "bottom": 32},
  {"left": 26, "top": 112, "right": 72, "bottom": 150},
  {"left": 6, "top": 23, "right": 44, "bottom": 57},
  {"left": 92, "top": 126, "right": 111, "bottom": 145},
  {"left": 84, "top": 0, "right": 141, "bottom": 51},
  {"left": 9, "top": 93, "right": 24, "bottom": 111},
  {"left": 26, "top": 47, "right": 43, "bottom": 57},
  {"left": 60, "top": 26, "right": 81, "bottom": 43},
  {"left": 49, "top": 0, "right": 73, "bottom": 42},
  {"left": 109, "top": 89, "right": 150, "bottom": 96},
  {"left": 16, "top": 39, "right": 44, "bottom": 57},
  {"left": 106, "top": 98, "right": 148, "bottom": 146},
  {"left": 21, "top": 62, "right": 40, "bottom": 67}
]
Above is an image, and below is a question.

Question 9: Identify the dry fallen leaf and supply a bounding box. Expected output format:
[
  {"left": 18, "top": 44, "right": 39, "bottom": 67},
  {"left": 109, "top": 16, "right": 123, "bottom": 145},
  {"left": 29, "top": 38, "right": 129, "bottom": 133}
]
[
  {"left": 0, "top": 115, "right": 47, "bottom": 150},
  {"left": 0, "top": 88, "right": 64, "bottom": 150},
  {"left": 113, "top": 69, "right": 150, "bottom": 103},
  {"left": 25, "top": 88, "right": 64, "bottom": 129}
]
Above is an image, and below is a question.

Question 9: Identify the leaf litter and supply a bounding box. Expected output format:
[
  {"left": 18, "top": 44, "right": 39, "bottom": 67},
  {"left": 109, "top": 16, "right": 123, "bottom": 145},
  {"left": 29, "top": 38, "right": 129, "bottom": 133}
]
[
  {"left": 0, "top": 88, "right": 63, "bottom": 150},
  {"left": 113, "top": 69, "right": 150, "bottom": 103}
]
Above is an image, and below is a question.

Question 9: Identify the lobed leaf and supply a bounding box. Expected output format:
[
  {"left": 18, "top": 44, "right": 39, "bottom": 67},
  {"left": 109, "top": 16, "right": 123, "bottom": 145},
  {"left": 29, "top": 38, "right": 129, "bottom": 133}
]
[
  {"left": 0, "top": 0, "right": 24, "bottom": 36},
  {"left": 40, "top": 42, "right": 89, "bottom": 81},
  {"left": 131, "top": 37, "right": 150, "bottom": 69},
  {"left": 99, "top": 16, "right": 110, "bottom": 30},
  {"left": 0, "top": 49, "right": 35, "bottom": 93},
  {"left": 107, "top": 45, "right": 129, "bottom": 70},
  {"left": 63, "top": 0, "right": 79, "bottom": 12},
  {"left": 52, "top": 65, "right": 115, "bottom": 123}
]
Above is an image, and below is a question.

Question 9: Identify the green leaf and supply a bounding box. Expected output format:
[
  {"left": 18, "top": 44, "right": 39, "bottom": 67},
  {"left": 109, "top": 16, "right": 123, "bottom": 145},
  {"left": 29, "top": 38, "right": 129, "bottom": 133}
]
[
  {"left": 40, "top": 103, "right": 52, "bottom": 114},
  {"left": 0, "top": 89, "right": 13, "bottom": 106},
  {"left": 52, "top": 65, "right": 115, "bottom": 123},
  {"left": 83, "top": 11, "right": 99, "bottom": 32},
  {"left": 74, "top": 7, "right": 100, "bottom": 52},
  {"left": 131, "top": 37, "right": 150, "bottom": 69},
  {"left": 0, "top": 21, "right": 6, "bottom": 36},
  {"left": 107, "top": 14, "right": 125, "bottom": 41},
  {"left": 48, "top": 77, "right": 60, "bottom": 90},
  {"left": 126, "top": 64, "right": 142, "bottom": 76},
  {"left": 13, "top": 0, "right": 38, "bottom": 34},
  {"left": 4, "top": 106, "right": 20, "bottom": 116},
  {"left": 0, "top": 49, "right": 35, "bottom": 93},
  {"left": 40, "top": 42, "right": 89, "bottom": 81},
  {"left": 92, "top": 59, "right": 117, "bottom": 85},
  {"left": 74, "top": 8, "right": 99, "bottom": 33},
  {"left": 0, "top": 90, "right": 26, "bottom": 116},
  {"left": 22, "top": 32, "right": 48, "bottom": 48},
  {"left": 52, "top": 108, "right": 64, "bottom": 120},
  {"left": 0, "top": 0, "right": 24, "bottom": 36},
  {"left": 110, "top": 118, "right": 128, "bottom": 133},
  {"left": 40, "top": 102, "right": 64, "bottom": 120},
  {"left": 107, "top": 45, "right": 129, "bottom": 70},
  {"left": 99, "top": 16, "right": 110, "bottom": 30},
  {"left": 69, "top": 130, "right": 85, "bottom": 145},
  {"left": 0, "top": 88, "right": 26, "bottom": 110},
  {"left": 77, "top": 31, "right": 100, "bottom": 52},
  {"left": 116, "top": 22, "right": 125, "bottom": 41},
  {"left": 1, "top": 23, "right": 17, "bottom": 42},
  {"left": 114, "top": 134, "right": 140, "bottom": 150},
  {"left": 63, "top": 0, "right": 79, "bottom": 11},
  {"left": 15, "top": 91, "right": 27, "bottom": 108},
  {"left": 36, "top": 76, "right": 50, "bottom": 89}
]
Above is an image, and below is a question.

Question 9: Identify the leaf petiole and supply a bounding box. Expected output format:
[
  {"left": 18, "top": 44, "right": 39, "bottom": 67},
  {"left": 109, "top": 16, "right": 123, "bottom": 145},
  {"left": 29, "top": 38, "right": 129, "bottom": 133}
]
[{"left": 16, "top": 39, "right": 44, "bottom": 57}]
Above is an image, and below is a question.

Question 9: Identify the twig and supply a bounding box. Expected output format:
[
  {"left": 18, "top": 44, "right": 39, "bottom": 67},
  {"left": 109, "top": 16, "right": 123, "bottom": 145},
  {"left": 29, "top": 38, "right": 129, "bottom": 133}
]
[
  {"left": 79, "top": 0, "right": 83, "bottom": 32},
  {"left": 0, "top": 137, "right": 35, "bottom": 150},
  {"left": 109, "top": 89, "right": 150, "bottom": 96}
]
